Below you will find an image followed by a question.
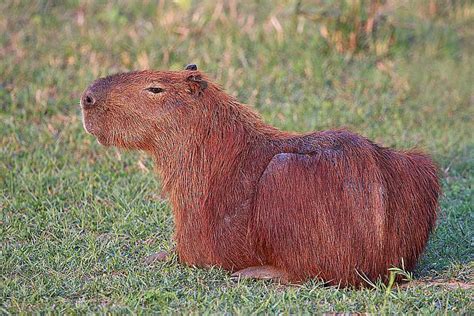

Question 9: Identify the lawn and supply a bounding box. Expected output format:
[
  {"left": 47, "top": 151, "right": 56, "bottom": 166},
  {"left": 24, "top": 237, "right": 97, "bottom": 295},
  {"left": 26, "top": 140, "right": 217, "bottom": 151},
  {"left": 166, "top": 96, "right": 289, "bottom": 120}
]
[{"left": 1, "top": 0, "right": 473, "bottom": 313}]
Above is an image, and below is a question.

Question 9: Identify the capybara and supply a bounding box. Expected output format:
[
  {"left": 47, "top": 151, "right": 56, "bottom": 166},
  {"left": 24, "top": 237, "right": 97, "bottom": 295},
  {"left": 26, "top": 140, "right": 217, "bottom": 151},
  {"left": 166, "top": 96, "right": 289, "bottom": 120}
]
[{"left": 81, "top": 64, "right": 440, "bottom": 287}]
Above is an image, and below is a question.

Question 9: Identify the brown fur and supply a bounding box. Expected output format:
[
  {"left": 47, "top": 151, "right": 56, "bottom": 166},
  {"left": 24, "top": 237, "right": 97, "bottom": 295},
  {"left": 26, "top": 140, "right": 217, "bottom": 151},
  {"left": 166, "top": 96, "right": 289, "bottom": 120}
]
[{"left": 81, "top": 69, "right": 440, "bottom": 287}]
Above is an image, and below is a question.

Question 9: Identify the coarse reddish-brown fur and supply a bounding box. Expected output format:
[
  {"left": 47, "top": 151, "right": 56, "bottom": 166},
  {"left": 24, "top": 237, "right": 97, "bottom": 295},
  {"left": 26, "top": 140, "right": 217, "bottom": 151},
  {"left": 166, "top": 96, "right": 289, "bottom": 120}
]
[{"left": 81, "top": 68, "right": 440, "bottom": 287}]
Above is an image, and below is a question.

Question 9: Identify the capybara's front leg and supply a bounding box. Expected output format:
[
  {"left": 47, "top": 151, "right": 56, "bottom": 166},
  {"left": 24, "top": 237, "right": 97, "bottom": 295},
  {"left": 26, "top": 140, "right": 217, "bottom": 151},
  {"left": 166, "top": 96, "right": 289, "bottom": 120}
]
[{"left": 231, "top": 265, "right": 289, "bottom": 283}]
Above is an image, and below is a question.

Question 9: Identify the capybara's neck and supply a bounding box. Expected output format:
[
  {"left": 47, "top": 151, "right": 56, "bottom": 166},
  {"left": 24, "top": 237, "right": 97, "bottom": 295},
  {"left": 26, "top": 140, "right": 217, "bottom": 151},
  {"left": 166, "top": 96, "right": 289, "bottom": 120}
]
[{"left": 148, "top": 88, "right": 283, "bottom": 201}]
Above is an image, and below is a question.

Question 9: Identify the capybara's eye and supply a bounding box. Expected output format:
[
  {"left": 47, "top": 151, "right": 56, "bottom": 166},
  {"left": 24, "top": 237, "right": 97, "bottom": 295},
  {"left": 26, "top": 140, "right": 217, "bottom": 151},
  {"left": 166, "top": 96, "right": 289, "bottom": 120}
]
[{"left": 146, "top": 87, "right": 164, "bottom": 94}]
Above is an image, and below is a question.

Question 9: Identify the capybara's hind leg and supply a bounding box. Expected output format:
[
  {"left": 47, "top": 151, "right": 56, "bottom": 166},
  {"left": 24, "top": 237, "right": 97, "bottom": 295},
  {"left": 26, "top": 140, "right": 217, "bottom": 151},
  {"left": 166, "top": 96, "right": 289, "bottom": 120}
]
[{"left": 231, "top": 265, "right": 289, "bottom": 283}]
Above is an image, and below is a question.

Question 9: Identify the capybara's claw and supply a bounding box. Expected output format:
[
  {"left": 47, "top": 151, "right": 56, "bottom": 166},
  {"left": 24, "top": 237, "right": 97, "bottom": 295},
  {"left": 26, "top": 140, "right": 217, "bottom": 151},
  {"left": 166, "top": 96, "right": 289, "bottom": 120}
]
[
  {"left": 144, "top": 251, "right": 169, "bottom": 265},
  {"left": 231, "top": 265, "right": 289, "bottom": 283}
]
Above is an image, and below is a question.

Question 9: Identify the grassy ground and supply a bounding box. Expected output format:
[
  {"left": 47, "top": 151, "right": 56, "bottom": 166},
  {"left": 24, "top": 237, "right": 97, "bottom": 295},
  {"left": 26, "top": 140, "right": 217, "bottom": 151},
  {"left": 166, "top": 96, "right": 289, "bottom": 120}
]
[{"left": 1, "top": 0, "right": 473, "bottom": 313}]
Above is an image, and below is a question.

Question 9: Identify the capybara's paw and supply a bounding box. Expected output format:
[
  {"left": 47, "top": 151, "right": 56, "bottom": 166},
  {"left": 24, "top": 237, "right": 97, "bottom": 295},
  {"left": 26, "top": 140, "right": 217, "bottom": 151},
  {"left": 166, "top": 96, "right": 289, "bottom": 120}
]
[
  {"left": 144, "top": 250, "right": 169, "bottom": 265},
  {"left": 231, "top": 265, "right": 289, "bottom": 283}
]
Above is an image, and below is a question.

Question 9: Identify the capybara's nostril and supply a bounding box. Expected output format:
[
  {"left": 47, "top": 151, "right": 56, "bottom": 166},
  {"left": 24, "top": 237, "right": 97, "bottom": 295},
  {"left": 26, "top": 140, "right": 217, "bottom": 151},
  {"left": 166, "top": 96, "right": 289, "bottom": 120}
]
[{"left": 82, "top": 92, "right": 96, "bottom": 108}]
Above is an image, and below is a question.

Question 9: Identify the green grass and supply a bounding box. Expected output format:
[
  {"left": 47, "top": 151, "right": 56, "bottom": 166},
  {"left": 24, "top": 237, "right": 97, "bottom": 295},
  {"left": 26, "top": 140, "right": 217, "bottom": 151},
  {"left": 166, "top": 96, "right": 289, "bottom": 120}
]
[{"left": 1, "top": 0, "right": 473, "bottom": 313}]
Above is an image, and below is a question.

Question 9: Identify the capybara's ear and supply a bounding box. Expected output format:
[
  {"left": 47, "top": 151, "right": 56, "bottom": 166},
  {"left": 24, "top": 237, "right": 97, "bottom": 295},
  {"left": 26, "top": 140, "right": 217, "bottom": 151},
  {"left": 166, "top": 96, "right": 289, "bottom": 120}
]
[
  {"left": 185, "top": 64, "right": 198, "bottom": 71},
  {"left": 186, "top": 74, "right": 208, "bottom": 95}
]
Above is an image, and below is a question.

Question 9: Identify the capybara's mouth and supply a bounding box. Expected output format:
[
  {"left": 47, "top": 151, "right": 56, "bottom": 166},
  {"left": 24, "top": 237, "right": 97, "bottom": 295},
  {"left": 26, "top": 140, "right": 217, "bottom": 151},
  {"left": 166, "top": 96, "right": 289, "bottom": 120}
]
[
  {"left": 81, "top": 105, "right": 111, "bottom": 146},
  {"left": 83, "top": 122, "right": 109, "bottom": 146},
  {"left": 81, "top": 112, "right": 94, "bottom": 135},
  {"left": 95, "top": 134, "right": 109, "bottom": 146}
]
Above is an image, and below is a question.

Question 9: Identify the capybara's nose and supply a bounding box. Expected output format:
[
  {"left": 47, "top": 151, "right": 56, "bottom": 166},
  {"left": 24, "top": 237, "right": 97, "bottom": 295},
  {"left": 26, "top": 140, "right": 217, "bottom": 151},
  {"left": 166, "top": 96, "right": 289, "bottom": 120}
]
[{"left": 82, "top": 91, "right": 96, "bottom": 109}]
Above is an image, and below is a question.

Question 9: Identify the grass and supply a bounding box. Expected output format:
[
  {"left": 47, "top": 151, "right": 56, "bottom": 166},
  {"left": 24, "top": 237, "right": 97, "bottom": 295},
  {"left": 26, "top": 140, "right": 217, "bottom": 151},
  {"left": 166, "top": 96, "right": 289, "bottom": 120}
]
[{"left": 1, "top": 0, "right": 473, "bottom": 313}]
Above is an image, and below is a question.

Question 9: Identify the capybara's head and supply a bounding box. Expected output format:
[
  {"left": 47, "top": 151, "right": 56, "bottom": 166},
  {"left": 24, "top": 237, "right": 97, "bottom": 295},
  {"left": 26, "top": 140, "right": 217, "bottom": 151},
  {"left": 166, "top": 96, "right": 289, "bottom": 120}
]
[{"left": 81, "top": 65, "right": 209, "bottom": 148}]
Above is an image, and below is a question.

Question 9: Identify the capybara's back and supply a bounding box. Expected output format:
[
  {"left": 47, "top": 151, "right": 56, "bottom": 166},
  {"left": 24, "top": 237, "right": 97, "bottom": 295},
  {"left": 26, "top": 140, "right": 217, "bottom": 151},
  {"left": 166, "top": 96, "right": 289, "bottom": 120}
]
[{"left": 81, "top": 67, "right": 440, "bottom": 287}]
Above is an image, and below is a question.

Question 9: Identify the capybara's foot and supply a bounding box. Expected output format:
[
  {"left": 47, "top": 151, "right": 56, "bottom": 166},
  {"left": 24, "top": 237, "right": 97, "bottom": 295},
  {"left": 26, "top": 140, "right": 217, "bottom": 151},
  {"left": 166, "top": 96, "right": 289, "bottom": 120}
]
[
  {"left": 231, "top": 265, "right": 289, "bottom": 283},
  {"left": 144, "top": 250, "right": 169, "bottom": 265}
]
